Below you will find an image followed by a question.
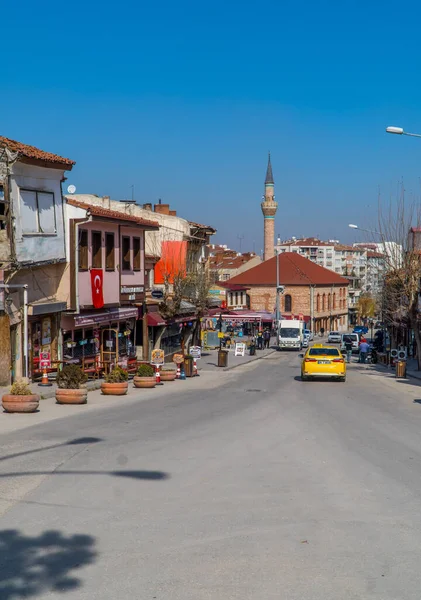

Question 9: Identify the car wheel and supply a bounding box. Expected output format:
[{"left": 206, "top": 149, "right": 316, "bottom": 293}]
[
  {"left": 301, "top": 374, "right": 308, "bottom": 381},
  {"left": 338, "top": 377, "right": 346, "bottom": 382}
]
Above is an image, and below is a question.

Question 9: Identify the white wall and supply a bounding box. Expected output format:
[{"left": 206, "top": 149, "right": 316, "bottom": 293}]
[{"left": 11, "top": 162, "right": 67, "bottom": 263}]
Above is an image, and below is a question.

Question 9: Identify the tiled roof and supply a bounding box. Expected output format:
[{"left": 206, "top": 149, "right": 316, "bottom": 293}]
[
  {"left": 367, "top": 251, "right": 384, "bottom": 258},
  {"left": 0, "top": 135, "right": 75, "bottom": 167},
  {"left": 279, "top": 238, "right": 334, "bottom": 247},
  {"left": 334, "top": 244, "right": 363, "bottom": 252},
  {"left": 189, "top": 221, "right": 217, "bottom": 234},
  {"left": 228, "top": 252, "right": 349, "bottom": 286},
  {"left": 67, "top": 198, "right": 159, "bottom": 228}
]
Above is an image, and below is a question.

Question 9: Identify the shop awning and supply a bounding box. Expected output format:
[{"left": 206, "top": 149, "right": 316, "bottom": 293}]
[
  {"left": 28, "top": 301, "right": 67, "bottom": 316},
  {"left": 147, "top": 312, "right": 166, "bottom": 327},
  {"left": 73, "top": 307, "right": 138, "bottom": 327}
]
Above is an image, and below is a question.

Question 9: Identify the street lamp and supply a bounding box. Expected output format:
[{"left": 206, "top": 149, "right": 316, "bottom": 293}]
[
  {"left": 386, "top": 126, "right": 421, "bottom": 138},
  {"left": 348, "top": 224, "right": 381, "bottom": 237}
]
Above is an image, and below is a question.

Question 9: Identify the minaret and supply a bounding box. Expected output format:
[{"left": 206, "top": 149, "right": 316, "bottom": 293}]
[{"left": 261, "top": 153, "right": 277, "bottom": 261}]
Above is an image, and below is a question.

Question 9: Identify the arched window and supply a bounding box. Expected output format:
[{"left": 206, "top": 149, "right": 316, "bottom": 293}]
[
  {"left": 339, "top": 288, "right": 342, "bottom": 298},
  {"left": 333, "top": 293, "right": 336, "bottom": 309},
  {"left": 322, "top": 293, "right": 326, "bottom": 310},
  {"left": 328, "top": 293, "right": 331, "bottom": 309},
  {"left": 284, "top": 294, "right": 292, "bottom": 312},
  {"left": 316, "top": 294, "right": 320, "bottom": 311}
]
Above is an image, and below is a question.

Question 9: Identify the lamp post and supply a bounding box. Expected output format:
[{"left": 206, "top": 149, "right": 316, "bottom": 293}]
[
  {"left": 386, "top": 126, "right": 421, "bottom": 138},
  {"left": 275, "top": 249, "right": 284, "bottom": 346}
]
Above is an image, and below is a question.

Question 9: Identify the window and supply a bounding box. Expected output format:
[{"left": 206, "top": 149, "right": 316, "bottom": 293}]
[
  {"left": 284, "top": 294, "right": 292, "bottom": 312},
  {"left": 78, "top": 230, "right": 88, "bottom": 270},
  {"left": 122, "top": 236, "right": 131, "bottom": 271},
  {"left": 328, "top": 293, "right": 331, "bottom": 309},
  {"left": 20, "top": 189, "right": 56, "bottom": 234},
  {"left": 333, "top": 293, "right": 336, "bottom": 309},
  {"left": 105, "top": 233, "right": 115, "bottom": 271},
  {"left": 92, "top": 231, "right": 102, "bottom": 269},
  {"left": 316, "top": 294, "right": 320, "bottom": 311},
  {"left": 133, "top": 237, "right": 141, "bottom": 271},
  {"left": 322, "top": 294, "right": 326, "bottom": 310},
  {"left": 0, "top": 185, "right": 6, "bottom": 230}
]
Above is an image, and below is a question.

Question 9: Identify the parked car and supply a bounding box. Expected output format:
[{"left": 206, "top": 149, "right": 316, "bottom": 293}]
[
  {"left": 327, "top": 331, "right": 341, "bottom": 343},
  {"left": 353, "top": 325, "right": 368, "bottom": 334},
  {"left": 340, "top": 332, "right": 360, "bottom": 353},
  {"left": 304, "top": 329, "right": 314, "bottom": 341},
  {"left": 302, "top": 337, "right": 309, "bottom": 348}
]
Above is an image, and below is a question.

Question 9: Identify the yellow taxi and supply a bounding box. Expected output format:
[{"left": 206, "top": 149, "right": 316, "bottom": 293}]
[{"left": 300, "top": 344, "right": 346, "bottom": 382}]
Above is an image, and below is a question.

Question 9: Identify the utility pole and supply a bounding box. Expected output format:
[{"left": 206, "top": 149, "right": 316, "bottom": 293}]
[
  {"left": 275, "top": 249, "right": 284, "bottom": 345},
  {"left": 237, "top": 234, "right": 244, "bottom": 253}
]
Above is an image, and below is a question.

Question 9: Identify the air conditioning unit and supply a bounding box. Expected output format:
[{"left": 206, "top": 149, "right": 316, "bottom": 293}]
[
  {"left": 390, "top": 349, "right": 398, "bottom": 358},
  {"left": 397, "top": 349, "right": 407, "bottom": 360}
]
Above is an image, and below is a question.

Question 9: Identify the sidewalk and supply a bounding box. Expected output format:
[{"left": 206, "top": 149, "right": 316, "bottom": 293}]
[{"left": 198, "top": 343, "right": 277, "bottom": 372}]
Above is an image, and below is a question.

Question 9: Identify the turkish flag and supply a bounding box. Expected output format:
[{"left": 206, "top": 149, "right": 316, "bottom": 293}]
[{"left": 90, "top": 269, "right": 104, "bottom": 309}]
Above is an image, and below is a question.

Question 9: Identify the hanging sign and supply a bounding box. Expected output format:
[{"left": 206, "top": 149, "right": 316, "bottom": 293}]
[
  {"left": 151, "top": 289, "right": 164, "bottom": 299},
  {"left": 190, "top": 346, "right": 202, "bottom": 359},
  {"left": 234, "top": 343, "right": 246, "bottom": 357},
  {"left": 90, "top": 269, "right": 104, "bottom": 309},
  {"left": 151, "top": 349, "right": 165, "bottom": 365}
]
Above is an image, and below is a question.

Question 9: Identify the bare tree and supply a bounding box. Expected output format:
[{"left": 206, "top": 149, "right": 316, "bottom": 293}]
[{"left": 378, "top": 185, "right": 421, "bottom": 367}]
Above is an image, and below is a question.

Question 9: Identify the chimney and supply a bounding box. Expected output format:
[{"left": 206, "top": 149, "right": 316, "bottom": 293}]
[
  {"left": 169, "top": 210, "right": 177, "bottom": 216},
  {"left": 154, "top": 203, "right": 170, "bottom": 215},
  {"left": 143, "top": 203, "right": 152, "bottom": 211}
]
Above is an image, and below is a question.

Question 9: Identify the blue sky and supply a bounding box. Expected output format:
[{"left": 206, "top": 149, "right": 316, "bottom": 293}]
[{"left": 2, "top": 0, "right": 421, "bottom": 252}]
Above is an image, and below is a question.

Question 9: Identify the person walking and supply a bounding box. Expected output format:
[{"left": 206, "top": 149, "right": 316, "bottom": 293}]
[
  {"left": 320, "top": 327, "right": 325, "bottom": 338},
  {"left": 257, "top": 330, "right": 263, "bottom": 350},
  {"left": 344, "top": 336, "right": 353, "bottom": 363},
  {"left": 359, "top": 339, "right": 370, "bottom": 364},
  {"left": 263, "top": 329, "right": 271, "bottom": 349}
]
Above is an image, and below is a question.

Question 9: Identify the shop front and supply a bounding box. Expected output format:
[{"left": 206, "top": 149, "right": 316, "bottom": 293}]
[
  {"left": 61, "top": 307, "right": 139, "bottom": 375},
  {"left": 28, "top": 301, "right": 67, "bottom": 381}
]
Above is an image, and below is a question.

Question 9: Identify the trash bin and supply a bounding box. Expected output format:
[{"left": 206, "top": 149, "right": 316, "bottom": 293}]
[
  {"left": 218, "top": 349, "right": 228, "bottom": 368},
  {"left": 184, "top": 356, "right": 194, "bottom": 377},
  {"left": 249, "top": 344, "right": 256, "bottom": 356},
  {"left": 396, "top": 360, "right": 406, "bottom": 379}
]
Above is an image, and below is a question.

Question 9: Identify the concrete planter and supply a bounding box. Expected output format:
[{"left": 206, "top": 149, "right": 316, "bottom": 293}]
[
  {"left": 56, "top": 388, "right": 88, "bottom": 405},
  {"left": 2, "top": 394, "right": 40, "bottom": 413},
  {"left": 160, "top": 370, "right": 177, "bottom": 381},
  {"left": 101, "top": 382, "right": 128, "bottom": 396},
  {"left": 133, "top": 376, "right": 156, "bottom": 389}
]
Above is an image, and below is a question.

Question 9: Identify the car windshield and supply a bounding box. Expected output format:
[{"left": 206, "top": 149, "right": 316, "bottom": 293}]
[
  {"left": 343, "top": 334, "right": 358, "bottom": 342},
  {"left": 330, "top": 332, "right": 339, "bottom": 335},
  {"left": 308, "top": 348, "right": 341, "bottom": 357},
  {"left": 280, "top": 328, "right": 299, "bottom": 338}
]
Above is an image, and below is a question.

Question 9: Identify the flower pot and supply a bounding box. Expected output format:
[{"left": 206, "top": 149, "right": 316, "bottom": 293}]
[
  {"left": 133, "top": 376, "right": 156, "bottom": 389},
  {"left": 101, "top": 382, "right": 128, "bottom": 396},
  {"left": 160, "top": 370, "right": 176, "bottom": 381},
  {"left": 56, "top": 388, "right": 88, "bottom": 405},
  {"left": 184, "top": 357, "right": 194, "bottom": 377},
  {"left": 2, "top": 394, "right": 40, "bottom": 413}
]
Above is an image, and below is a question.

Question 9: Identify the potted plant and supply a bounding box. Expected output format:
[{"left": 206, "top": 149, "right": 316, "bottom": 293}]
[
  {"left": 160, "top": 364, "right": 177, "bottom": 381},
  {"left": 55, "top": 365, "right": 88, "bottom": 404},
  {"left": 2, "top": 380, "right": 40, "bottom": 413},
  {"left": 133, "top": 364, "right": 156, "bottom": 388},
  {"left": 101, "top": 365, "right": 129, "bottom": 395},
  {"left": 183, "top": 354, "right": 194, "bottom": 377}
]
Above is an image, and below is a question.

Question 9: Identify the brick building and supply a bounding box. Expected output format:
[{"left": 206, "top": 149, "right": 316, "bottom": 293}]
[{"left": 226, "top": 252, "right": 349, "bottom": 333}]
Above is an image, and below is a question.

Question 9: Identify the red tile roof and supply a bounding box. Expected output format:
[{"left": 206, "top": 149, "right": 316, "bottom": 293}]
[
  {"left": 280, "top": 237, "right": 334, "bottom": 247},
  {"left": 189, "top": 220, "right": 217, "bottom": 234},
  {"left": 367, "top": 251, "right": 384, "bottom": 258},
  {"left": 67, "top": 198, "right": 159, "bottom": 228},
  {"left": 228, "top": 252, "right": 349, "bottom": 286},
  {"left": 0, "top": 135, "right": 75, "bottom": 167}
]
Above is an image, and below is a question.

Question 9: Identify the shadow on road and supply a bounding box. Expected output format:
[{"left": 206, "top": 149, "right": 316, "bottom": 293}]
[
  {"left": 0, "top": 469, "right": 169, "bottom": 481},
  {"left": 0, "top": 437, "right": 103, "bottom": 464},
  {"left": 0, "top": 529, "right": 96, "bottom": 599}
]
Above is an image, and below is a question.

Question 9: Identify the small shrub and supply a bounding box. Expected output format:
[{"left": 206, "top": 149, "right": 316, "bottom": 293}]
[
  {"left": 161, "top": 365, "right": 176, "bottom": 371},
  {"left": 136, "top": 364, "right": 155, "bottom": 377},
  {"left": 10, "top": 380, "right": 33, "bottom": 395},
  {"left": 56, "top": 365, "right": 88, "bottom": 389},
  {"left": 105, "top": 365, "right": 128, "bottom": 383}
]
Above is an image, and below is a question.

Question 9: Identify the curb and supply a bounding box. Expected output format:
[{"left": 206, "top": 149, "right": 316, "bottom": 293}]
[
  {"left": 39, "top": 381, "right": 102, "bottom": 400},
  {"left": 223, "top": 349, "right": 277, "bottom": 372}
]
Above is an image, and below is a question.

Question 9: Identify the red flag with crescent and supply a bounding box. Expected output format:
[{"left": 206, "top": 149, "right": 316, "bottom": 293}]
[{"left": 90, "top": 269, "right": 104, "bottom": 309}]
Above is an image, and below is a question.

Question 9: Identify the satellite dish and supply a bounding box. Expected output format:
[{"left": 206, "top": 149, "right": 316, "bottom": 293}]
[{"left": 67, "top": 184, "right": 76, "bottom": 194}]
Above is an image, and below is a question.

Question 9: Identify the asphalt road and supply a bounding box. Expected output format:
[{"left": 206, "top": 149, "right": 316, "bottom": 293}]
[{"left": 1, "top": 352, "right": 421, "bottom": 599}]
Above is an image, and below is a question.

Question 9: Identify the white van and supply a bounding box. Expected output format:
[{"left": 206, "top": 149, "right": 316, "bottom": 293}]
[{"left": 340, "top": 333, "right": 360, "bottom": 353}]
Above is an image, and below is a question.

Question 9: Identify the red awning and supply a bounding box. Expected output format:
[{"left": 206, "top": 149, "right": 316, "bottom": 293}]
[{"left": 147, "top": 312, "right": 166, "bottom": 327}]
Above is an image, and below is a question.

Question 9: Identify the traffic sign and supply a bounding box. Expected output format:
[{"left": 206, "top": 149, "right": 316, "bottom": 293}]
[{"left": 190, "top": 346, "right": 201, "bottom": 359}]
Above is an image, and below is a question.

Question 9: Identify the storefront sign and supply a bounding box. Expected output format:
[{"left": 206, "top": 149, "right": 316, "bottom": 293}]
[
  {"left": 190, "top": 346, "right": 201, "bottom": 359},
  {"left": 39, "top": 351, "right": 51, "bottom": 369},
  {"left": 151, "top": 289, "right": 164, "bottom": 300},
  {"left": 234, "top": 343, "right": 246, "bottom": 357},
  {"left": 151, "top": 349, "right": 165, "bottom": 365},
  {"left": 120, "top": 285, "right": 144, "bottom": 303}
]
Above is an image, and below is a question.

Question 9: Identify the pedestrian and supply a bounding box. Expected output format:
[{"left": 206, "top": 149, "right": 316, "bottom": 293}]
[
  {"left": 344, "top": 336, "right": 353, "bottom": 363},
  {"left": 257, "top": 330, "right": 263, "bottom": 350},
  {"left": 359, "top": 339, "right": 370, "bottom": 364},
  {"left": 263, "top": 328, "right": 271, "bottom": 349},
  {"left": 320, "top": 327, "right": 325, "bottom": 337}
]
